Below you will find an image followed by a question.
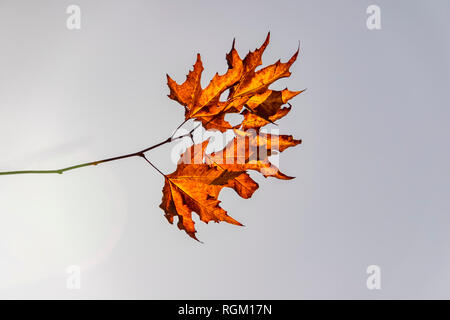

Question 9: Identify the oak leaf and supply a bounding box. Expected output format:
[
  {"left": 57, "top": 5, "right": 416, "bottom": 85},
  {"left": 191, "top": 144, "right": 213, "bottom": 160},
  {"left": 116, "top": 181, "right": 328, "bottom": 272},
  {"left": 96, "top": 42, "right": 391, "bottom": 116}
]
[
  {"left": 166, "top": 33, "right": 300, "bottom": 132},
  {"left": 160, "top": 128, "right": 300, "bottom": 239},
  {"left": 160, "top": 141, "right": 259, "bottom": 240}
]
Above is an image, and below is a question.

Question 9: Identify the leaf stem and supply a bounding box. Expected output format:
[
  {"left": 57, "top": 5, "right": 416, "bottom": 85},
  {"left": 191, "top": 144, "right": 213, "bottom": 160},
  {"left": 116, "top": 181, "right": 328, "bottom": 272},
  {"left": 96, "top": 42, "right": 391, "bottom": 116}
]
[
  {"left": 139, "top": 154, "right": 166, "bottom": 177},
  {"left": 0, "top": 129, "right": 195, "bottom": 176},
  {"left": 170, "top": 118, "right": 190, "bottom": 140}
]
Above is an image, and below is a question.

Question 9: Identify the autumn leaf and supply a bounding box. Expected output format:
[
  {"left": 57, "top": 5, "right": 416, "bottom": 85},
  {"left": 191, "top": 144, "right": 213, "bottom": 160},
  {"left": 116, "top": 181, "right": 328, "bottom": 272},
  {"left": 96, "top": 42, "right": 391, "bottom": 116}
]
[
  {"left": 160, "top": 141, "right": 259, "bottom": 240},
  {"left": 160, "top": 128, "right": 300, "bottom": 239},
  {"left": 166, "top": 32, "right": 300, "bottom": 132},
  {"left": 160, "top": 33, "right": 303, "bottom": 240}
]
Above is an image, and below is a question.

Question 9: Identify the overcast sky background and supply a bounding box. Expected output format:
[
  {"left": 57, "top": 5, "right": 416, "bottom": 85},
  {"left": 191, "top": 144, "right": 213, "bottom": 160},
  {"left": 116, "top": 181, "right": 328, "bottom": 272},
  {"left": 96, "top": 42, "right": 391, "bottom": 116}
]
[{"left": 0, "top": 0, "right": 449, "bottom": 299}]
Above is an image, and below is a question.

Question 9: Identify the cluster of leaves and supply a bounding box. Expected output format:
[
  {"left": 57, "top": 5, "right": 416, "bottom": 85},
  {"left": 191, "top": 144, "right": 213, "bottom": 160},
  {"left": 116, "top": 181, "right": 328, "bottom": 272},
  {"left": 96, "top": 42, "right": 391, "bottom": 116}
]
[{"left": 161, "top": 33, "right": 303, "bottom": 240}]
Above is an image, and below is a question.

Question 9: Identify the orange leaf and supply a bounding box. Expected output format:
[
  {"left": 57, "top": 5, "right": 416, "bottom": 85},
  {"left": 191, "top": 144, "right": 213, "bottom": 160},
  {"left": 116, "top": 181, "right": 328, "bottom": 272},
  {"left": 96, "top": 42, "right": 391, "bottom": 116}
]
[
  {"left": 166, "top": 33, "right": 300, "bottom": 132},
  {"left": 160, "top": 142, "right": 258, "bottom": 240}
]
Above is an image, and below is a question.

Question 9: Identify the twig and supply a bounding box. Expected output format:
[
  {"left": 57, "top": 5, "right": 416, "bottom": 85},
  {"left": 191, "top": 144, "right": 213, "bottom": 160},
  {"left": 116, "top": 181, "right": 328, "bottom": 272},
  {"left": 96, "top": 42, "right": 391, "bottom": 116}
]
[{"left": 0, "top": 129, "right": 196, "bottom": 176}]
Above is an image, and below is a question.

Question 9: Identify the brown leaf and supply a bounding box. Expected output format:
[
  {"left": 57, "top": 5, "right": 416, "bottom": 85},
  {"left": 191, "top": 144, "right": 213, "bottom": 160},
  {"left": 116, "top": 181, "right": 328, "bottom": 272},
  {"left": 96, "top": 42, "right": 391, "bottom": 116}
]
[
  {"left": 160, "top": 142, "right": 259, "bottom": 240},
  {"left": 166, "top": 33, "right": 300, "bottom": 131}
]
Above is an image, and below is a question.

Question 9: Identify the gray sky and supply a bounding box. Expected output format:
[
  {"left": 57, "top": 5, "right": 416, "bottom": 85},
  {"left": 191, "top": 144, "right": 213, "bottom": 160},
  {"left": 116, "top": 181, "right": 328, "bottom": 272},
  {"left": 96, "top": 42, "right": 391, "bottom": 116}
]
[{"left": 0, "top": 0, "right": 449, "bottom": 299}]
